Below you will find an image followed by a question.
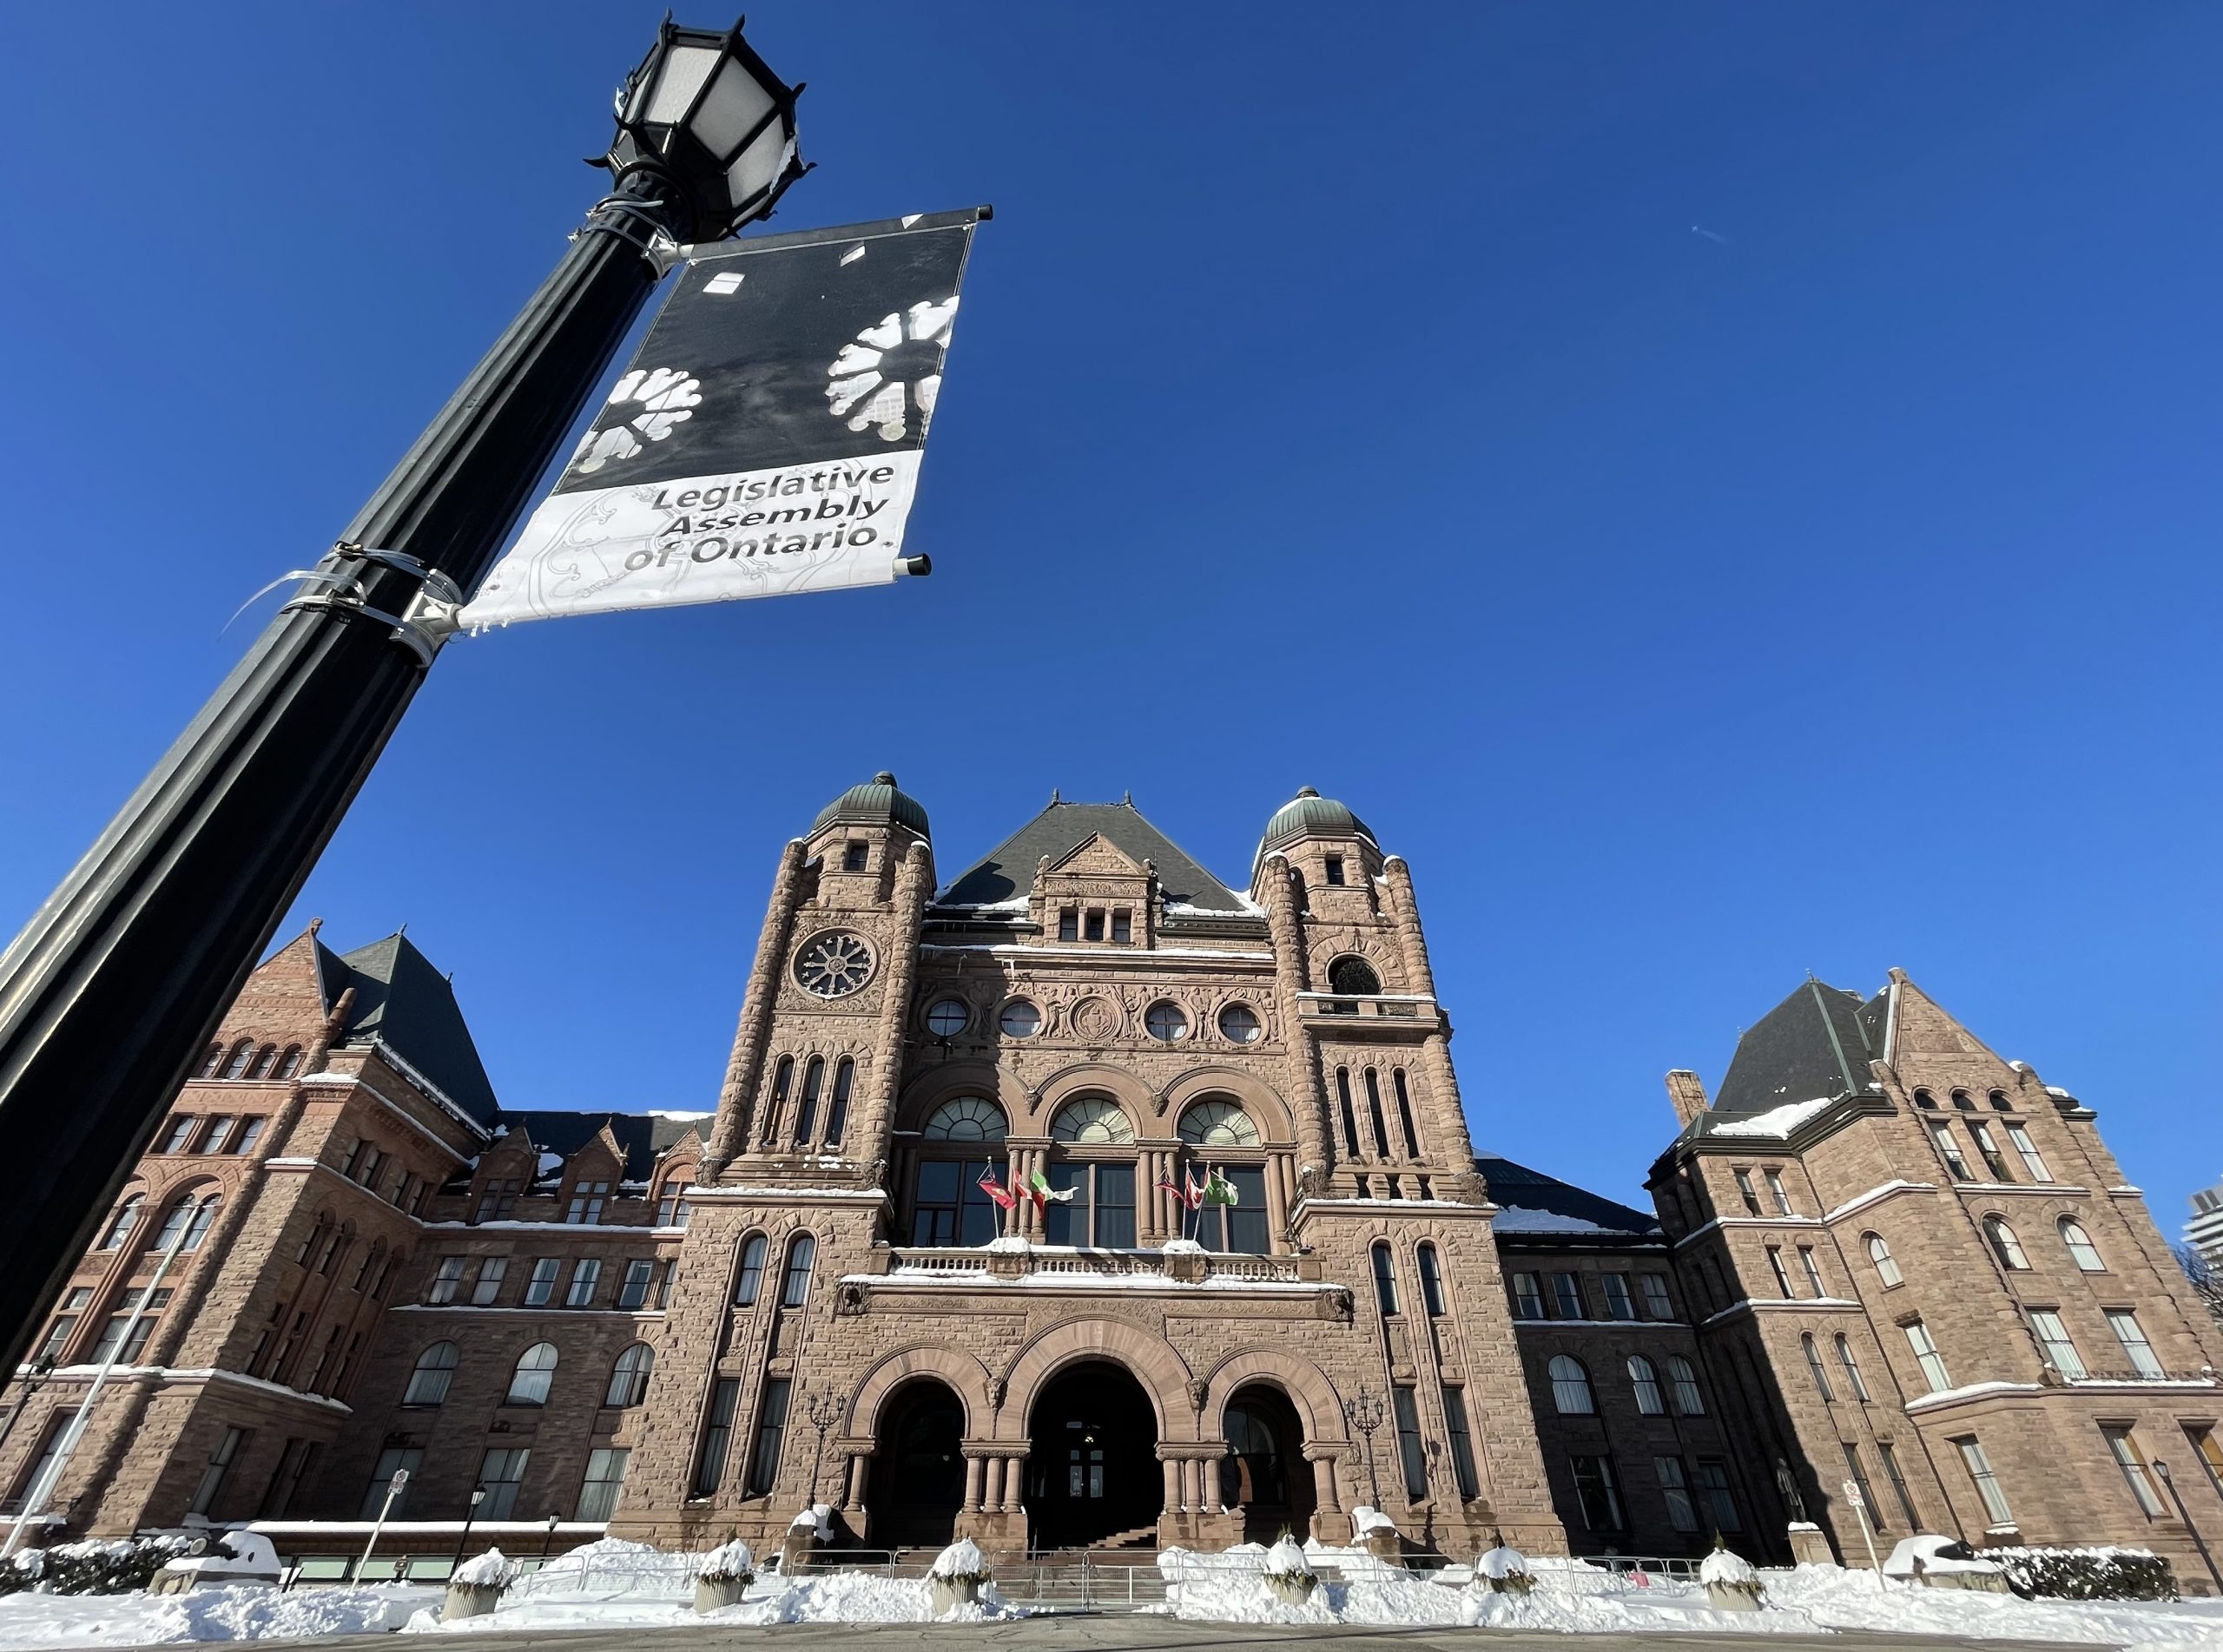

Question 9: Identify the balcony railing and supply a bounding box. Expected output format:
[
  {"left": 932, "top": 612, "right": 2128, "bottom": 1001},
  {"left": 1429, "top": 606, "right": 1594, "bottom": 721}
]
[{"left": 879, "top": 1247, "right": 1305, "bottom": 1284}]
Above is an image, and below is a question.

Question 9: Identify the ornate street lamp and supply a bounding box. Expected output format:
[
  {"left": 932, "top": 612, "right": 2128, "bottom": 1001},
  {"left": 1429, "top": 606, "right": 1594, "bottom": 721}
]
[
  {"left": 0, "top": 16, "right": 807, "bottom": 1378},
  {"left": 1342, "top": 1392, "right": 1384, "bottom": 1512}
]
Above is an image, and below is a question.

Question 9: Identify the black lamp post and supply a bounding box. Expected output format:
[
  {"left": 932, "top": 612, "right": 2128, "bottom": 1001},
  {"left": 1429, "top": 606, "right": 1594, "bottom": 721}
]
[
  {"left": 452, "top": 1486, "right": 490, "bottom": 1575},
  {"left": 0, "top": 17, "right": 805, "bottom": 1378},
  {"left": 1342, "top": 1392, "right": 1384, "bottom": 1511}
]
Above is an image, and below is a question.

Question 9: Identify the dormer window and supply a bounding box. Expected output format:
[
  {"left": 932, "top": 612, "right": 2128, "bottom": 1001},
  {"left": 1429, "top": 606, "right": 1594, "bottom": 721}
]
[
  {"left": 1084, "top": 910, "right": 1105, "bottom": 942},
  {"left": 565, "top": 1181, "right": 611, "bottom": 1224},
  {"left": 1058, "top": 909, "right": 1079, "bottom": 942},
  {"left": 1111, "top": 909, "right": 1132, "bottom": 943},
  {"left": 842, "top": 842, "right": 867, "bottom": 872},
  {"left": 474, "top": 1178, "right": 522, "bottom": 1224},
  {"left": 1324, "top": 855, "right": 1345, "bottom": 885}
]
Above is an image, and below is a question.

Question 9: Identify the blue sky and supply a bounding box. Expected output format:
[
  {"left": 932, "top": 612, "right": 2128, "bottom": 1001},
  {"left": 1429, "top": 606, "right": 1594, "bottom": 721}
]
[{"left": 3, "top": 3, "right": 2220, "bottom": 1227}]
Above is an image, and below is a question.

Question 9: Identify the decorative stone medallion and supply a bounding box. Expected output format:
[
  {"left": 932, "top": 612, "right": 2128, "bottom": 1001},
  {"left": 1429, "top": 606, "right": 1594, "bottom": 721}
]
[
  {"left": 794, "top": 930, "right": 875, "bottom": 997},
  {"left": 1069, "top": 995, "right": 1117, "bottom": 1041}
]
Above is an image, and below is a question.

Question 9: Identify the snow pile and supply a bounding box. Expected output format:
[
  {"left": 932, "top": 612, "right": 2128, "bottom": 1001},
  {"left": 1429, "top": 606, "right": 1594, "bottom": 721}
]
[
  {"left": 450, "top": 1550, "right": 518, "bottom": 1589},
  {"left": 1157, "top": 1547, "right": 1334, "bottom": 1625},
  {"left": 696, "top": 1541, "right": 754, "bottom": 1583},
  {"left": 1709, "top": 1096, "right": 1835, "bottom": 1138},
  {"left": 1474, "top": 1540, "right": 1533, "bottom": 1593},
  {"left": 1349, "top": 1506, "right": 1395, "bottom": 1539},
  {"left": 927, "top": 1538, "right": 988, "bottom": 1582},
  {"left": 1160, "top": 1239, "right": 1204, "bottom": 1254},
  {"left": 0, "top": 1583, "right": 434, "bottom": 1646},
  {"left": 1771, "top": 1563, "right": 2223, "bottom": 1644},
  {"left": 1701, "top": 1546, "right": 1761, "bottom": 1588},
  {"left": 1263, "top": 1537, "right": 1312, "bottom": 1579}
]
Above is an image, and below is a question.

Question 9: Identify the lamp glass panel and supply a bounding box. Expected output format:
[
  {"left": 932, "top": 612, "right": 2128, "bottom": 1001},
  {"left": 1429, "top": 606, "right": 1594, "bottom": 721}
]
[
  {"left": 693, "top": 57, "right": 776, "bottom": 156},
  {"left": 643, "top": 44, "right": 722, "bottom": 127},
  {"left": 727, "top": 126, "right": 794, "bottom": 203}
]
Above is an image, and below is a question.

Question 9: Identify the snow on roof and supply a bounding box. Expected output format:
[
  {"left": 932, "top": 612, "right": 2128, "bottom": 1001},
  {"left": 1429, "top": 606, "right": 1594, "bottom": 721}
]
[
  {"left": 1707, "top": 1096, "right": 1835, "bottom": 1138},
  {"left": 1491, "top": 1206, "right": 1608, "bottom": 1234}
]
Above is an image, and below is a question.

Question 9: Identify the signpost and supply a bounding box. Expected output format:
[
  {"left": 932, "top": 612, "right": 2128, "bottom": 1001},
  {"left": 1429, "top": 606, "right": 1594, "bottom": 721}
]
[
  {"left": 356, "top": 1469, "right": 411, "bottom": 1583},
  {"left": 1841, "top": 1478, "right": 1883, "bottom": 1583}
]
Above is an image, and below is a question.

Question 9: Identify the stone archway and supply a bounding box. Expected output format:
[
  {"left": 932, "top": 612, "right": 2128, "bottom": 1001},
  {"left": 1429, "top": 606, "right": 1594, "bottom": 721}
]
[
  {"left": 1221, "top": 1384, "right": 1316, "bottom": 1544},
  {"left": 1024, "top": 1361, "right": 1162, "bottom": 1551},
  {"left": 866, "top": 1379, "right": 966, "bottom": 1550}
]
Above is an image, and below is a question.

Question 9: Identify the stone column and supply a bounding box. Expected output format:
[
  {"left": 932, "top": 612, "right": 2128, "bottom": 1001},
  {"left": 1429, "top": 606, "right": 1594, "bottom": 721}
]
[
  {"left": 1306, "top": 1449, "right": 1340, "bottom": 1530},
  {"left": 983, "top": 1456, "right": 1006, "bottom": 1513},
  {"left": 964, "top": 1453, "right": 985, "bottom": 1513},
  {"left": 1262, "top": 855, "right": 1330, "bottom": 1177},
  {"left": 1380, "top": 857, "right": 1437, "bottom": 997},
  {"left": 703, "top": 839, "right": 807, "bottom": 1176},
  {"left": 1162, "top": 1456, "right": 1184, "bottom": 1513},
  {"left": 852, "top": 842, "right": 932, "bottom": 1161}
]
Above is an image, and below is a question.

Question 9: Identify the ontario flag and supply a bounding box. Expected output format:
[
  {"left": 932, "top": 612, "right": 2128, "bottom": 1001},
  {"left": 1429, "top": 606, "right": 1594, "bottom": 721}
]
[
  {"left": 1201, "top": 1168, "right": 1239, "bottom": 1207},
  {"left": 977, "top": 1167, "right": 1018, "bottom": 1211}
]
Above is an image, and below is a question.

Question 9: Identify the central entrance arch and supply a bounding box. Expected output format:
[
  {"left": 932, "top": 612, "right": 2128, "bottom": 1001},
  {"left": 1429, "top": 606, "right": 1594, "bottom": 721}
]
[
  {"left": 1221, "top": 1384, "right": 1315, "bottom": 1544},
  {"left": 1025, "top": 1360, "right": 1160, "bottom": 1550},
  {"left": 867, "top": 1380, "right": 965, "bottom": 1549}
]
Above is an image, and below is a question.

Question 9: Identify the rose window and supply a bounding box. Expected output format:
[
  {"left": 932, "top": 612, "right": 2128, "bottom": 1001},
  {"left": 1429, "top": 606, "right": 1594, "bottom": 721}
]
[{"left": 795, "top": 931, "right": 874, "bottom": 997}]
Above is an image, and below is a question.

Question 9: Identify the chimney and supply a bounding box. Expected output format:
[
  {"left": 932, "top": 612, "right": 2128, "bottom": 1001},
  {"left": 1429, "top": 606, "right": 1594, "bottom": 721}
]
[{"left": 1665, "top": 1070, "right": 1711, "bottom": 1129}]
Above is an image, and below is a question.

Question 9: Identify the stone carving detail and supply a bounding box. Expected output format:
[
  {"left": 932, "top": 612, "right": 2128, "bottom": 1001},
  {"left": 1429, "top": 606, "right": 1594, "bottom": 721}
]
[
  {"left": 1187, "top": 1378, "right": 1208, "bottom": 1412},
  {"left": 987, "top": 1376, "right": 1007, "bottom": 1412},
  {"left": 835, "top": 1282, "right": 867, "bottom": 1317},
  {"left": 1070, "top": 996, "right": 1117, "bottom": 1041},
  {"left": 1321, "top": 1287, "right": 1355, "bottom": 1323},
  {"left": 1296, "top": 1162, "right": 1327, "bottom": 1200}
]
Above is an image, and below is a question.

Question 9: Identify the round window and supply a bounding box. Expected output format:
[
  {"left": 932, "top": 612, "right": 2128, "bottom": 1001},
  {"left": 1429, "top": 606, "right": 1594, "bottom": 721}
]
[
  {"left": 1145, "top": 1001, "right": 1190, "bottom": 1043},
  {"left": 999, "top": 999, "right": 1042, "bottom": 1038},
  {"left": 794, "top": 931, "right": 874, "bottom": 997},
  {"left": 925, "top": 998, "right": 970, "bottom": 1037},
  {"left": 1217, "top": 1004, "right": 1262, "bottom": 1043}
]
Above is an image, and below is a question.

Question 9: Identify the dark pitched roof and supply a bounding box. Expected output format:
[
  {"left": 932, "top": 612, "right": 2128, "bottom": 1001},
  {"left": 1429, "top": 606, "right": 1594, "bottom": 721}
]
[
  {"left": 324, "top": 933, "right": 501, "bottom": 1125},
  {"left": 1711, "top": 978, "right": 1877, "bottom": 1116},
  {"left": 1475, "top": 1153, "right": 1661, "bottom": 1239},
  {"left": 487, "top": 1109, "right": 708, "bottom": 1183},
  {"left": 934, "top": 800, "right": 1255, "bottom": 915}
]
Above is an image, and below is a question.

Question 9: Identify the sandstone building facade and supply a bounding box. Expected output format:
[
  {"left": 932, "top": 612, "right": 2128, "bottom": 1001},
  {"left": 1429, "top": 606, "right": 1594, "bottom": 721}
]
[{"left": 2, "top": 781, "right": 2217, "bottom": 1584}]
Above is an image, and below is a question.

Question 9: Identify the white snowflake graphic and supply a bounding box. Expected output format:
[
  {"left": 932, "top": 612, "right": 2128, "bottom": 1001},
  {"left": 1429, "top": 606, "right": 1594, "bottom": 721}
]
[
  {"left": 825, "top": 298, "right": 959, "bottom": 442},
  {"left": 572, "top": 366, "right": 702, "bottom": 474}
]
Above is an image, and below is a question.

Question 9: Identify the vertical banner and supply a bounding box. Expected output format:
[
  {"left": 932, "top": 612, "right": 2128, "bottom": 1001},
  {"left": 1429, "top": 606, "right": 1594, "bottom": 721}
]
[{"left": 459, "top": 207, "right": 980, "bottom": 629}]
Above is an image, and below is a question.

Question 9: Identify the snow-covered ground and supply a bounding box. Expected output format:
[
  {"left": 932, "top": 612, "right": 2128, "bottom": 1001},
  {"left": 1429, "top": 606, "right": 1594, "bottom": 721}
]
[
  {"left": 0, "top": 1584, "right": 433, "bottom": 1649},
  {"left": 3, "top": 1547, "right": 2221, "bottom": 1648}
]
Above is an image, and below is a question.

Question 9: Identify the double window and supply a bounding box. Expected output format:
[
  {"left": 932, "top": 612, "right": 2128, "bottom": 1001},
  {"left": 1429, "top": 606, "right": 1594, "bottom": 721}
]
[
  {"left": 477, "top": 1448, "right": 531, "bottom": 1520},
  {"left": 404, "top": 1341, "right": 458, "bottom": 1406},
  {"left": 604, "top": 1343, "right": 655, "bottom": 1407},
  {"left": 507, "top": 1342, "right": 558, "bottom": 1406},
  {"left": 1627, "top": 1355, "right": 1666, "bottom": 1415},
  {"left": 577, "top": 1448, "right": 630, "bottom": 1523},
  {"left": 2028, "top": 1310, "right": 2085, "bottom": 1379},
  {"left": 2103, "top": 1426, "right": 2165, "bottom": 1517},
  {"left": 1904, "top": 1320, "right": 1951, "bottom": 1392},
  {"left": 1547, "top": 1355, "right": 1594, "bottom": 1414},
  {"left": 1954, "top": 1437, "right": 2013, "bottom": 1527},
  {"left": 1569, "top": 1456, "right": 1625, "bottom": 1530},
  {"left": 2106, "top": 1309, "right": 2164, "bottom": 1378},
  {"left": 1045, "top": 1162, "right": 1136, "bottom": 1247},
  {"left": 1656, "top": 1457, "right": 1699, "bottom": 1531}
]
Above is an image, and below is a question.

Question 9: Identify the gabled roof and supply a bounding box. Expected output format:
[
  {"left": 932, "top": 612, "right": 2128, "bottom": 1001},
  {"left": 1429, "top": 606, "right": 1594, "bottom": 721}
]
[
  {"left": 320, "top": 933, "right": 501, "bottom": 1125},
  {"left": 485, "top": 1109, "right": 706, "bottom": 1183},
  {"left": 1711, "top": 977, "right": 1877, "bottom": 1116},
  {"left": 1476, "top": 1153, "right": 1661, "bottom": 1239},
  {"left": 934, "top": 800, "right": 1255, "bottom": 915}
]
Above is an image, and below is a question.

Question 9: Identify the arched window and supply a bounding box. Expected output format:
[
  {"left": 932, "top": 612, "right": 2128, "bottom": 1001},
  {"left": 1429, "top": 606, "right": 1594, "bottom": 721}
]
[
  {"left": 604, "top": 1343, "right": 655, "bottom": 1407},
  {"left": 656, "top": 1175, "right": 695, "bottom": 1227},
  {"left": 1865, "top": 1233, "right": 1903, "bottom": 1287},
  {"left": 1178, "top": 1100, "right": 1259, "bottom": 1147},
  {"left": 1666, "top": 1355, "right": 1705, "bottom": 1415},
  {"left": 1336, "top": 1069, "right": 1361, "bottom": 1158},
  {"left": 404, "top": 1340, "right": 459, "bottom": 1406},
  {"left": 780, "top": 1235, "right": 817, "bottom": 1308},
  {"left": 197, "top": 1045, "right": 225, "bottom": 1078},
  {"left": 1834, "top": 1334, "right": 1869, "bottom": 1401},
  {"left": 151, "top": 1191, "right": 222, "bottom": 1254},
  {"left": 247, "top": 1043, "right": 280, "bottom": 1079},
  {"left": 219, "top": 1039, "right": 258, "bottom": 1079},
  {"left": 1950, "top": 1089, "right": 1976, "bottom": 1112},
  {"left": 1050, "top": 1096, "right": 1134, "bottom": 1143},
  {"left": 1362, "top": 1070, "right": 1391, "bottom": 1157},
  {"left": 1912, "top": 1089, "right": 1938, "bottom": 1110},
  {"left": 1391, "top": 1070, "right": 1422, "bottom": 1157},
  {"left": 2060, "top": 1217, "right": 2106, "bottom": 1272},
  {"left": 353, "top": 1240, "right": 385, "bottom": 1293},
  {"left": 1802, "top": 1334, "right": 1834, "bottom": 1399},
  {"left": 826, "top": 1058, "right": 854, "bottom": 1144},
  {"left": 762, "top": 1056, "right": 794, "bottom": 1140},
  {"left": 734, "top": 1234, "right": 768, "bottom": 1305},
  {"left": 921, "top": 1097, "right": 1007, "bottom": 1141},
  {"left": 1627, "top": 1355, "right": 1665, "bottom": 1414},
  {"left": 275, "top": 1045, "right": 305, "bottom": 1079},
  {"left": 295, "top": 1211, "right": 333, "bottom": 1267},
  {"left": 1369, "top": 1242, "right": 1400, "bottom": 1317},
  {"left": 1416, "top": 1242, "right": 1448, "bottom": 1316},
  {"left": 97, "top": 1194, "right": 144, "bottom": 1250},
  {"left": 1328, "top": 956, "right": 1380, "bottom": 997},
  {"left": 1547, "top": 1355, "right": 1594, "bottom": 1414},
  {"left": 793, "top": 1056, "right": 825, "bottom": 1143},
  {"left": 1988, "top": 1089, "right": 2012, "bottom": 1111},
  {"left": 1983, "top": 1215, "right": 2029, "bottom": 1270},
  {"left": 507, "top": 1342, "right": 558, "bottom": 1405}
]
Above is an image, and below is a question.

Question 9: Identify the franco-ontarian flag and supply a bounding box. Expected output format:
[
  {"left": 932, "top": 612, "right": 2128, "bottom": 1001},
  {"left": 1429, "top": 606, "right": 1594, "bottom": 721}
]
[{"left": 458, "top": 207, "right": 980, "bottom": 629}]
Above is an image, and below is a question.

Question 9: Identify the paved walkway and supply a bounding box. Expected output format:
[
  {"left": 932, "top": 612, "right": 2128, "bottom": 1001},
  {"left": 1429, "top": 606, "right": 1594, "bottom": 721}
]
[{"left": 264, "top": 1616, "right": 2111, "bottom": 1652}]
